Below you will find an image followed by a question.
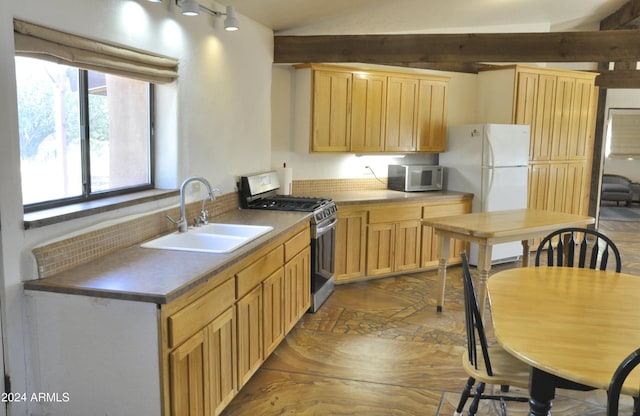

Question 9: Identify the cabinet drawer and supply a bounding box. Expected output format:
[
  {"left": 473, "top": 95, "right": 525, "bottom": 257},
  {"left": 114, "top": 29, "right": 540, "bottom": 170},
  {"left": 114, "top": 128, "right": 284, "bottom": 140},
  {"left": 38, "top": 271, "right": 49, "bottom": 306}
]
[
  {"left": 423, "top": 203, "right": 468, "bottom": 218},
  {"left": 369, "top": 206, "right": 421, "bottom": 223},
  {"left": 236, "top": 245, "right": 284, "bottom": 298},
  {"left": 284, "top": 227, "right": 310, "bottom": 262},
  {"left": 167, "top": 277, "right": 235, "bottom": 348}
]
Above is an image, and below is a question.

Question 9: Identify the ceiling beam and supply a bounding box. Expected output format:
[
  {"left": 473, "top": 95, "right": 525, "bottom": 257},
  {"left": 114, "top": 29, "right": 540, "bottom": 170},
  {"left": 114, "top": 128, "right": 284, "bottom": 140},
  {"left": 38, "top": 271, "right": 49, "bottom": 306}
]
[
  {"left": 274, "top": 30, "right": 640, "bottom": 64},
  {"left": 600, "top": 0, "right": 640, "bottom": 29},
  {"left": 595, "top": 69, "right": 640, "bottom": 88}
]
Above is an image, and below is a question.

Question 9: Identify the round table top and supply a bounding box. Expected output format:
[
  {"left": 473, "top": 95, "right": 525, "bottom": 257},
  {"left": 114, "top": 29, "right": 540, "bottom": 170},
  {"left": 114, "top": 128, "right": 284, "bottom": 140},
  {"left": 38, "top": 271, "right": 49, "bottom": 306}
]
[{"left": 488, "top": 266, "right": 640, "bottom": 395}]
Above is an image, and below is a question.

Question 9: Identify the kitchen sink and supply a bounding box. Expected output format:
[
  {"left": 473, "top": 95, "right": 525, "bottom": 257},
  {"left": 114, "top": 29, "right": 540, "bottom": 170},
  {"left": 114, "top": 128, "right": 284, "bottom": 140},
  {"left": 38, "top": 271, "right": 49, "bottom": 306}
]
[
  {"left": 193, "top": 223, "right": 273, "bottom": 238},
  {"left": 141, "top": 224, "right": 273, "bottom": 254}
]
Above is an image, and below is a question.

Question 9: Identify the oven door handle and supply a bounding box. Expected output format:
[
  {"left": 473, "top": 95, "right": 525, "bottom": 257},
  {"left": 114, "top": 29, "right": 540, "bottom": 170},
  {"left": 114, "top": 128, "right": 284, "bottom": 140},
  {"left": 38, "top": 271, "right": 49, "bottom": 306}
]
[{"left": 315, "top": 217, "right": 337, "bottom": 236}]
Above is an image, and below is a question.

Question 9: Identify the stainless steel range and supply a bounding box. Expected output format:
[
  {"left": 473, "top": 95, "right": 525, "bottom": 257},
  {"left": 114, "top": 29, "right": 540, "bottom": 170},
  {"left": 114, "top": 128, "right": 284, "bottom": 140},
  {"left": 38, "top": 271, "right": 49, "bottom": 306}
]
[{"left": 238, "top": 171, "right": 337, "bottom": 312}]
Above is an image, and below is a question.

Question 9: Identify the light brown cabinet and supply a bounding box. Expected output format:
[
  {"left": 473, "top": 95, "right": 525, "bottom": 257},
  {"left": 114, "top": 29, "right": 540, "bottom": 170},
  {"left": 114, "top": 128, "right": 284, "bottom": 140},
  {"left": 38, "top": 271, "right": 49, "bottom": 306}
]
[
  {"left": 479, "top": 65, "right": 597, "bottom": 220},
  {"left": 161, "top": 221, "right": 311, "bottom": 416},
  {"left": 367, "top": 205, "right": 422, "bottom": 276},
  {"left": 350, "top": 72, "right": 387, "bottom": 152},
  {"left": 311, "top": 69, "right": 352, "bottom": 152},
  {"left": 296, "top": 64, "right": 449, "bottom": 153},
  {"left": 385, "top": 76, "right": 420, "bottom": 152},
  {"left": 335, "top": 196, "right": 471, "bottom": 283},
  {"left": 417, "top": 78, "right": 448, "bottom": 152},
  {"left": 284, "top": 246, "right": 311, "bottom": 332},
  {"left": 335, "top": 207, "right": 367, "bottom": 282},
  {"left": 165, "top": 276, "right": 237, "bottom": 416}
]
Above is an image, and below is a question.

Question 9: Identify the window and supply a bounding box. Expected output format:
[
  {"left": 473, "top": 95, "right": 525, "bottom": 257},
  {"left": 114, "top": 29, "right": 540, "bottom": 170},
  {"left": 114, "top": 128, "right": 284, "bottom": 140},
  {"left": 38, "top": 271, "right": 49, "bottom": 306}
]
[{"left": 15, "top": 56, "right": 153, "bottom": 210}]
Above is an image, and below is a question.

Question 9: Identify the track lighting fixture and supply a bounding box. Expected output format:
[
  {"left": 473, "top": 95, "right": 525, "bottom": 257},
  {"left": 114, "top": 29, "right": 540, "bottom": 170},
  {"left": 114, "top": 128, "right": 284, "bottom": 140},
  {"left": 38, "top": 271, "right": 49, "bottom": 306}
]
[
  {"left": 179, "top": 0, "right": 200, "bottom": 16},
  {"left": 173, "top": 0, "right": 240, "bottom": 31}
]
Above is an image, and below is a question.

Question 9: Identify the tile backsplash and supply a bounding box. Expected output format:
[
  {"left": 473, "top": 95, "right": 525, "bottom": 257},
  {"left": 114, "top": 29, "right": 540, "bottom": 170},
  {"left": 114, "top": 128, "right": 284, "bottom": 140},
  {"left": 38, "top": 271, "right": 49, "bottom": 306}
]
[
  {"left": 31, "top": 178, "right": 382, "bottom": 279},
  {"left": 293, "top": 178, "right": 386, "bottom": 195},
  {"left": 32, "top": 192, "right": 240, "bottom": 278}
]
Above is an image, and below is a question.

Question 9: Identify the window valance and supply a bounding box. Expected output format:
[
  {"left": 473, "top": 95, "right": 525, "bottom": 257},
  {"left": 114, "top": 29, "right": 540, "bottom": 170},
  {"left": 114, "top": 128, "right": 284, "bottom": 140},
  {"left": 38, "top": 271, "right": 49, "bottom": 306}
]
[{"left": 14, "top": 19, "right": 178, "bottom": 84}]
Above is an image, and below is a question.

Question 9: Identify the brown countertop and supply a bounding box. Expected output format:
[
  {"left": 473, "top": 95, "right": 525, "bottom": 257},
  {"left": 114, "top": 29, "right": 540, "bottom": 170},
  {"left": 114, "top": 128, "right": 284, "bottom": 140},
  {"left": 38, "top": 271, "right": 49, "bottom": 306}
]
[
  {"left": 326, "top": 189, "right": 472, "bottom": 205},
  {"left": 24, "top": 209, "right": 311, "bottom": 304},
  {"left": 23, "top": 191, "right": 471, "bottom": 305}
]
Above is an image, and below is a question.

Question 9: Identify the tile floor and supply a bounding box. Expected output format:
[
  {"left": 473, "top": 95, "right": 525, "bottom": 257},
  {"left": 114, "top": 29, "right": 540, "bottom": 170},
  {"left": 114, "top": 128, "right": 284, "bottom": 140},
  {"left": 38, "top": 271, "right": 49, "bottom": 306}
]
[{"left": 220, "top": 219, "right": 639, "bottom": 415}]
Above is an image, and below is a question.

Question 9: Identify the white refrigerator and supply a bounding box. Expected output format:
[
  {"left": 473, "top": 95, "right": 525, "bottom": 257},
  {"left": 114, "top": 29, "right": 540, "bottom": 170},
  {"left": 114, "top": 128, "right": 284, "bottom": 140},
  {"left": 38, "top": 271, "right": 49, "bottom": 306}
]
[{"left": 439, "top": 124, "right": 531, "bottom": 265}]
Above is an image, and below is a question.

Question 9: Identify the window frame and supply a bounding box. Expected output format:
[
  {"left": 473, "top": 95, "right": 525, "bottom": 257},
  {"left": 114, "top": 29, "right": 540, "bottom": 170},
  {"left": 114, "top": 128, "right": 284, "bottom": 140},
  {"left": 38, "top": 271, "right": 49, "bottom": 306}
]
[
  {"left": 606, "top": 107, "right": 640, "bottom": 160},
  {"left": 20, "top": 64, "right": 156, "bottom": 213}
]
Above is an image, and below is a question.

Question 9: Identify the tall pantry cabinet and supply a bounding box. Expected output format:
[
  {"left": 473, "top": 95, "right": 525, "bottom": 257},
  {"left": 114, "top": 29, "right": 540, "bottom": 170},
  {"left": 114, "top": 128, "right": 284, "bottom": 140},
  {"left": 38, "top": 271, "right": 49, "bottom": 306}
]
[{"left": 477, "top": 65, "right": 598, "bottom": 220}]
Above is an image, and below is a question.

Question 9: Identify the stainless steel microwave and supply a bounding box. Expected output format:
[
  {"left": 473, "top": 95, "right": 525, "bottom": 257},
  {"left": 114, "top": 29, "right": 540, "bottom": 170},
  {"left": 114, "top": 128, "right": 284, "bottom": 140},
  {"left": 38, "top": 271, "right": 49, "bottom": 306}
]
[{"left": 387, "top": 165, "right": 443, "bottom": 192}]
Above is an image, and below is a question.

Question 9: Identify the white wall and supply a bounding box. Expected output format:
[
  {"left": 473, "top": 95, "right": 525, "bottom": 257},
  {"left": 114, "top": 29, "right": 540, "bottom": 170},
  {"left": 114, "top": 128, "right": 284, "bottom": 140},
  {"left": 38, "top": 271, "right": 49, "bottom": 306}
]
[
  {"left": 0, "top": 1, "right": 274, "bottom": 414},
  {"left": 603, "top": 89, "right": 640, "bottom": 182},
  {"left": 270, "top": 64, "right": 478, "bottom": 180}
]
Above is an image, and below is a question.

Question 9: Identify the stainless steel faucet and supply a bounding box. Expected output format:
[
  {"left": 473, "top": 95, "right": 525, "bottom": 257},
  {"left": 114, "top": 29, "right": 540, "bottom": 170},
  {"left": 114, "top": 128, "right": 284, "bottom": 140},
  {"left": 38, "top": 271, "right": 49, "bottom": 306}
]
[{"left": 168, "top": 176, "right": 217, "bottom": 233}]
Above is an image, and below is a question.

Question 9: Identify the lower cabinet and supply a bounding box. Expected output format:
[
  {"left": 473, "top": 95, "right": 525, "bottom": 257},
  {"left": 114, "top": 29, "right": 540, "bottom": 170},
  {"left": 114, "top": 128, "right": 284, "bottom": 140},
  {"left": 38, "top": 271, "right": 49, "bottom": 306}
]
[
  {"left": 367, "top": 205, "right": 422, "bottom": 276},
  {"left": 162, "top": 222, "right": 311, "bottom": 416},
  {"left": 236, "top": 285, "right": 263, "bottom": 387},
  {"left": 263, "top": 268, "right": 285, "bottom": 358},
  {"left": 284, "top": 246, "right": 311, "bottom": 332},
  {"left": 335, "top": 207, "right": 367, "bottom": 282},
  {"left": 169, "top": 306, "right": 236, "bottom": 416},
  {"left": 335, "top": 196, "right": 472, "bottom": 283}
]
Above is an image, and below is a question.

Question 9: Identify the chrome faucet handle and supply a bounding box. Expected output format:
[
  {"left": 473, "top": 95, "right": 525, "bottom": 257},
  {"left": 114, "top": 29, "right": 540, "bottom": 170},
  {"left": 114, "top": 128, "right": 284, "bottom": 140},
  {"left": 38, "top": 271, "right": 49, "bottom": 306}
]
[
  {"left": 193, "top": 210, "right": 208, "bottom": 227},
  {"left": 166, "top": 214, "right": 188, "bottom": 232},
  {"left": 200, "top": 209, "right": 209, "bottom": 224}
]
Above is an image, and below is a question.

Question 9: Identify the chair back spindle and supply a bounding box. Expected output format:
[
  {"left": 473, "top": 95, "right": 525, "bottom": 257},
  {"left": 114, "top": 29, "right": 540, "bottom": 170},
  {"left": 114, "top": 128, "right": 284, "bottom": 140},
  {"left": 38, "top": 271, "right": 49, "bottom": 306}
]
[{"left": 535, "top": 227, "right": 621, "bottom": 272}]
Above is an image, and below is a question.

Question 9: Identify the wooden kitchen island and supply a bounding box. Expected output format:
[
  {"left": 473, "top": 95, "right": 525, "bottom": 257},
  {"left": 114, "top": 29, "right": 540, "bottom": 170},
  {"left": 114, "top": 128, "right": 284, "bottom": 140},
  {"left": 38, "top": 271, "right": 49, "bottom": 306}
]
[
  {"left": 422, "top": 208, "right": 594, "bottom": 314},
  {"left": 327, "top": 190, "right": 473, "bottom": 284}
]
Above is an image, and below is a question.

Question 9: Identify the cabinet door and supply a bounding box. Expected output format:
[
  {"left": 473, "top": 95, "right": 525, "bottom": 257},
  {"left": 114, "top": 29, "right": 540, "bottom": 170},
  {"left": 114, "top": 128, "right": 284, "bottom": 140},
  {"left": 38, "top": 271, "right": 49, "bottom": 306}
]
[
  {"left": 528, "top": 162, "right": 550, "bottom": 211},
  {"left": 547, "top": 163, "right": 568, "bottom": 213},
  {"left": 284, "top": 246, "right": 311, "bottom": 332},
  {"left": 169, "top": 327, "right": 210, "bottom": 416},
  {"left": 262, "top": 268, "right": 284, "bottom": 358},
  {"left": 367, "top": 222, "right": 395, "bottom": 276},
  {"left": 514, "top": 71, "right": 538, "bottom": 130},
  {"left": 550, "top": 76, "right": 576, "bottom": 161},
  {"left": 236, "top": 285, "right": 263, "bottom": 388},
  {"left": 335, "top": 209, "right": 367, "bottom": 283},
  {"left": 416, "top": 79, "right": 448, "bottom": 152},
  {"left": 385, "top": 76, "right": 419, "bottom": 152},
  {"left": 312, "top": 70, "right": 351, "bottom": 152},
  {"left": 350, "top": 73, "right": 386, "bottom": 152},
  {"left": 394, "top": 220, "right": 421, "bottom": 272},
  {"left": 209, "top": 307, "right": 237, "bottom": 416},
  {"left": 568, "top": 78, "right": 596, "bottom": 160},
  {"left": 563, "top": 162, "right": 590, "bottom": 216},
  {"left": 517, "top": 72, "right": 557, "bottom": 162}
]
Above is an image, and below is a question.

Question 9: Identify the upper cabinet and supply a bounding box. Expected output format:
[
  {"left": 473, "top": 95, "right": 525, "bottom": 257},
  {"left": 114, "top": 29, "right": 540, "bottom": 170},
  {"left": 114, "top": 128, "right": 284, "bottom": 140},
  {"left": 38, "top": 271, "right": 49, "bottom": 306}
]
[
  {"left": 295, "top": 64, "right": 450, "bottom": 154},
  {"left": 477, "top": 64, "right": 598, "bottom": 219}
]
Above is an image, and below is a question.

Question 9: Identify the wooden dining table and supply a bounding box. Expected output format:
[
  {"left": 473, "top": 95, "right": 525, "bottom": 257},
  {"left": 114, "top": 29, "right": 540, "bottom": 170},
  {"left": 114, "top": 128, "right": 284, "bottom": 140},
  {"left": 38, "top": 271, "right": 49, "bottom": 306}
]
[
  {"left": 422, "top": 208, "right": 594, "bottom": 314},
  {"left": 488, "top": 266, "right": 640, "bottom": 416}
]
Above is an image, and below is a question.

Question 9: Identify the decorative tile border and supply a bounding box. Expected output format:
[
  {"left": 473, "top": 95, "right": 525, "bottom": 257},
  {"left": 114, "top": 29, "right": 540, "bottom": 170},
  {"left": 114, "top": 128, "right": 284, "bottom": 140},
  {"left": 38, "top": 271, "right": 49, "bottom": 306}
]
[
  {"left": 293, "top": 178, "right": 387, "bottom": 195},
  {"left": 32, "top": 179, "right": 385, "bottom": 278}
]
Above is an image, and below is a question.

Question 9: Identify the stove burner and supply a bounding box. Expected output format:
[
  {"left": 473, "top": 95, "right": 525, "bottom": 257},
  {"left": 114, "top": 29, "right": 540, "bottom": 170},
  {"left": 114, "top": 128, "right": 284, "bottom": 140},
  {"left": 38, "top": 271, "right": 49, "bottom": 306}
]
[{"left": 247, "top": 196, "right": 329, "bottom": 212}]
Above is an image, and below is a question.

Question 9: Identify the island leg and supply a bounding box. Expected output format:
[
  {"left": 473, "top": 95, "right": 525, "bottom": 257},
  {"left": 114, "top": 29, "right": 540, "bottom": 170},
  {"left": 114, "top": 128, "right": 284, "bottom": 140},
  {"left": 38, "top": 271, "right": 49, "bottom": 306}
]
[
  {"left": 476, "top": 242, "right": 492, "bottom": 318},
  {"left": 521, "top": 239, "right": 530, "bottom": 267},
  {"left": 436, "top": 233, "right": 451, "bottom": 312}
]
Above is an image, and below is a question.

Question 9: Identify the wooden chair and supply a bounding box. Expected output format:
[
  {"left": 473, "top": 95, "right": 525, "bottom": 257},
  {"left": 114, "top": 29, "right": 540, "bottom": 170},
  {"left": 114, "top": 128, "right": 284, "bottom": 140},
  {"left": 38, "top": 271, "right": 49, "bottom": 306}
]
[
  {"left": 607, "top": 348, "right": 640, "bottom": 416},
  {"left": 454, "top": 251, "right": 529, "bottom": 416},
  {"left": 534, "top": 227, "right": 622, "bottom": 272}
]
